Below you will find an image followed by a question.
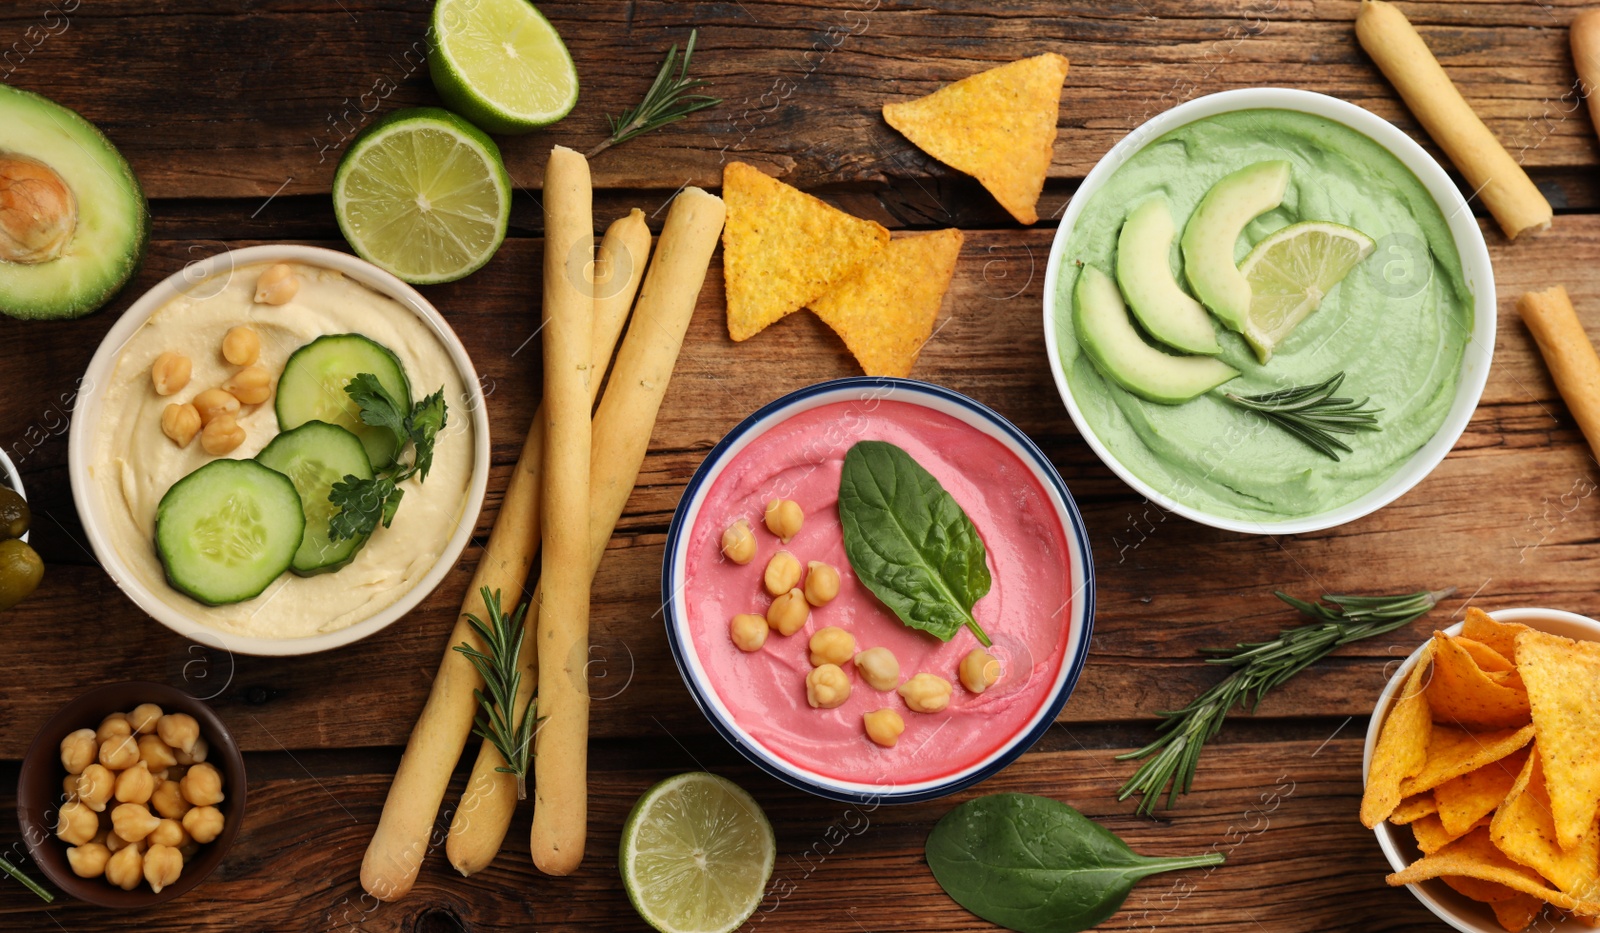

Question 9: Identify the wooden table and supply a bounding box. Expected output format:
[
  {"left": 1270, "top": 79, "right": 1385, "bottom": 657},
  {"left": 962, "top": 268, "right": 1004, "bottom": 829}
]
[{"left": 2, "top": 1, "right": 1596, "bottom": 929}]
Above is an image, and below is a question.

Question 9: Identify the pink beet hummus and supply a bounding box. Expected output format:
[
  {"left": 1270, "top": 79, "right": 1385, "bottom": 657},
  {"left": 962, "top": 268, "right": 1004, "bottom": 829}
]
[{"left": 683, "top": 399, "right": 1078, "bottom": 785}]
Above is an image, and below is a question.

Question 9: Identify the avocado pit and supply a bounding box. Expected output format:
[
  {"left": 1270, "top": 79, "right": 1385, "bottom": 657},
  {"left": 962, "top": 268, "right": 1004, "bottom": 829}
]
[{"left": 0, "top": 153, "right": 77, "bottom": 265}]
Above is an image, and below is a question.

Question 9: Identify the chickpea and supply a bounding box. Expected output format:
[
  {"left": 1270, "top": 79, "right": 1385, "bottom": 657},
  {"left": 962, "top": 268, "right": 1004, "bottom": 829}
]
[
  {"left": 200, "top": 415, "right": 246, "bottom": 456},
  {"left": 148, "top": 818, "right": 188, "bottom": 849},
  {"left": 139, "top": 733, "right": 179, "bottom": 772},
  {"left": 180, "top": 762, "right": 225, "bottom": 807},
  {"left": 720, "top": 519, "right": 756, "bottom": 565},
  {"left": 805, "top": 664, "right": 852, "bottom": 709},
  {"left": 191, "top": 388, "right": 240, "bottom": 426},
  {"left": 128, "top": 703, "right": 164, "bottom": 735},
  {"left": 60, "top": 727, "right": 97, "bottom": 775},
  {"left": 959, "top": 648, "right": 1002, "bottom": 694},
  {"left": 144, "top": 843, "right": 183, "bottom": 894},
  {"left": 763, "top": 498, "right": 804, "bottom": 542},
  {"left": 729, "top": 613, "right": 767, "bottom": 652},
  {"left": 157, "top": 713, "right": 200, "bottom": 755},
  {"left": 62, "top": 773, "right": 79, "bottom": 802},
  {"left": 853, "top": 647, "right": 901, "bottom": 692},
  {"left": 766, "top": 588, "right": 810, "bottom": 637},
  {"left": 161, "top": 402, "right": 202, "bottom": 447},
  {"left": 111, "top": 803, "right": 161, "bottom": 843},
  {"left": 898, "top": 673, "right": 953, "bottom": 714},
  {"left": 115, "top": 761, "right": 157, "bottom": 805},
  {"left": 66, "top": 842, "right": 111, "bottom": 879},
  {"left": 77, "top": 763, "right": 115, "bottom": 812},
  {"left": 105, "top": 843, "right": 143, "bottom": 891},
  {"left": 105, "top": 832, "right": 142, "bottom": 855},
  {"left": 804, "top": 561, "right": 840, "bottom": 607},
  {"left": 863, "top": 708, "right": 906, "bottom": 748},
  {"left": 99, "top": 733, "right": 140, "bottom": 771},
  {"left": 763, "top": 550, "right": 801, "bottom": 596},
  {"left": 56, "top": 799, "right": 98, "bottom": 846},
  {"left": 150, "top": 351, "right": 192, "bottom": 396},
  {"left": 96, "top": 714, "right": 131, "bottom": 747},
  {"left": 174, "top": 737, "right": 208, "bottom": 766},
  {"left": 182, "top": 805, "right": 225, "bottom": 845},
  {"left": 222, "top": 325, "right": 261, "bottom": 366},
  {"left": 151, "top": 779, "right": 192, "bottom": 820},
  {"left": 254, "top": 262, "right": 300, "bottom": 305},
  {"left": 224, "top": 363, "right": 274, "bottom": 405},
  {"left": 808, "top": 626, "right": 856, "bottom": 667}
]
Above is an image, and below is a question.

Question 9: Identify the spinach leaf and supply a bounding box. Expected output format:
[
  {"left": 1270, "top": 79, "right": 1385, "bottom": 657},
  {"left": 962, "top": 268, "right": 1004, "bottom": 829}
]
[
  {"left": 925, "top": 794, "right": 1225, "bottom": 933},
  {"left": 838, "top": 440, "right": 993, "bottom": 645}
]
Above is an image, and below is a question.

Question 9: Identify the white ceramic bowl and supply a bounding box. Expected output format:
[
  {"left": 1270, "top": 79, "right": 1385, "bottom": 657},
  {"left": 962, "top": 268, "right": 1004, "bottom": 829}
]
[
  {"left": 0, "top": 446, "right": 25, "bottom": 543},
  {"left": 1042, "top": 88, "right": 1496, "bottom": 535},
  {"left": 1364, "top": 608, "right": 1600, "bottom": 933},
  {"left": 67, "top": 245, "right": 490, "bottom": 656}
]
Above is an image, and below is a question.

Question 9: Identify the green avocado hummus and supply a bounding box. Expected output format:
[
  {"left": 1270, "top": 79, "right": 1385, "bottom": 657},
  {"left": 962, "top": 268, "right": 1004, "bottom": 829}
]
[{"left": 1055, "top": 108, "right": 1474, "bottom": 521}]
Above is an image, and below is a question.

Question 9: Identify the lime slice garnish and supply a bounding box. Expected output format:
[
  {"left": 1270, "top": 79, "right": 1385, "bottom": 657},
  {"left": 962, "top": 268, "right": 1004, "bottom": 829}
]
[
  {"left": 429, "top": 0, "right": 579, "bottom": 134},
  {"left": 332, "top": 107, "right": 511, "bottom": 285},
  {"left": 1238, "top": 220, "right": 1376, "bottom": 362},
  {"left": 620, "top": 772, "right": 776, "bottom": 933}
]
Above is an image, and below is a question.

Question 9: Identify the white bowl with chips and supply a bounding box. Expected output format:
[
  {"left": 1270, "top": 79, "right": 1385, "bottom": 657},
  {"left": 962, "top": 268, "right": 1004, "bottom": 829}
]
[{"left": 1365, "top": 608, "right": 1600, "bottom": 932}]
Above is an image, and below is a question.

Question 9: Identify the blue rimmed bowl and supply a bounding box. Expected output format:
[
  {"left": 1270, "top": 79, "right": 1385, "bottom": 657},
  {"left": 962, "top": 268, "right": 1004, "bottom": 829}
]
[{"left": 662, "top": 377, "right": 1095, "bottom": 804}]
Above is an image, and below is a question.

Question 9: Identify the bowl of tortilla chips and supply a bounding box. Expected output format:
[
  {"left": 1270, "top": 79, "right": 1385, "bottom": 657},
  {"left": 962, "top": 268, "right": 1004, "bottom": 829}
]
[{"left": 1362, "top": 607, "right": 1600, "bottom": 932}]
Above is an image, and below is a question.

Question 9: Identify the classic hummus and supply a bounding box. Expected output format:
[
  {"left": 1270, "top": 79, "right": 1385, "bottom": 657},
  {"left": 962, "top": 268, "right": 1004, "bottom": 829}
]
[
  {"left": 683, "top": 399, "right": 1078, "bottom": 785},
  {"left": 89, "top": 261, "right": 475, "bottom": 639},
  {"left": 1055, "top": 109, "right": 1474, "bottom": 521}
]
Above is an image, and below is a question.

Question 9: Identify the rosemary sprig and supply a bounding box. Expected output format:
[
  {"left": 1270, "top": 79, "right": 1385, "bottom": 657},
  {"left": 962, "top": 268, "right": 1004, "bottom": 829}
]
[
  {"left": 0, "top": 855, "right": 53, "bottom": 903},
  {"left": 1223, "top": 373, "right": 1381, "bottom": 461},
  {"left": 587, "top": 29, "right": 722, "bottom": 159},
  {"left": 453, "top": 587, "right": 537, "bottom": 800},
  {"left": 1116, "top": 587, "right": 1454, "bottom": 816}
]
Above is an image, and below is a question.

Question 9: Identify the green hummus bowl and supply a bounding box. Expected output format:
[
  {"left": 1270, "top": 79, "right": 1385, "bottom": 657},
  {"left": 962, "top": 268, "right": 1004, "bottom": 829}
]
[{"left": 1044, "top": 88, "right": 1494, "bottom": 534}]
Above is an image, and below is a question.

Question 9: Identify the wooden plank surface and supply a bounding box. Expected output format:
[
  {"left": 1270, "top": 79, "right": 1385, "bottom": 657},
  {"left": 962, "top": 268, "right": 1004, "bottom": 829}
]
[{"left": 3, "top": 0, "right": 1600, "bottom": 929}]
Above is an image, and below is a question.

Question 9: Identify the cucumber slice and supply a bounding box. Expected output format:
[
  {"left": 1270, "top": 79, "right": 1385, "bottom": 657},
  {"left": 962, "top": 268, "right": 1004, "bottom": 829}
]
[
  {"left": 276, "top": 334, "right": 411, "bottom": 468},
  {"left": 155, "top": 460, "right": 305, "bottom": 606},
  {"left": 256, "top": 422, "right": 374, "bottom": 576}
]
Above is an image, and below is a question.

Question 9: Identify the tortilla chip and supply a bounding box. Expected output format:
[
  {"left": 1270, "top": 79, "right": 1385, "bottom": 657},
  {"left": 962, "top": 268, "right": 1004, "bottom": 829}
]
[
  {"left": 1456, "top": 635, "right": 1515, "bottom": 673},
  {"left": 1387, "top": 826, "right": 1600, "bottom": 915},
  {"left": 882, "top": 53, "right": 1069, "bottom": 225},
  {"left": 1442, "top": 874, "right": 1522, "bottom": 903},
  {"left": 1426, "top": 631, "right": 1532, "bottom": 730},
  {"left": 720, "top": 161, "right": 889, "bottom": 342},
  {"left": 808, "top": 229, "right": 963, "bottom": 377},
  {"left": 1490, "top": 749, "right": 1600, "bottom": 898},
  {"left": 1390, "top": 793, "right": 1439, "bottom": 825},
  {"left": 1463, "top": 608, "right": 1530, "bottom": 661},
  {"left": 1413, "top": 812, "right": 1489, "bottom": 855},
  {"left": 1362, "top": 641, "right": 1435, "bottom": 827},
  {"left": 1490, "top": 893, "right": 1546, "bottom": 932},
  {"left": 1435, "top": 745, "right": 1531, "bottom": 836},
  {"left": 1516, "top": 628, "right": 1600, "bottom": 851},
  {"left": 1400, "top": 723, "right": 1537, "bottom": 797}
]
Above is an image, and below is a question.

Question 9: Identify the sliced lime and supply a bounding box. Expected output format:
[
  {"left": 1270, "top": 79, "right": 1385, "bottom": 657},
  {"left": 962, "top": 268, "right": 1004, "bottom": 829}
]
[
  {"left": 429, "top": 0, "right": 579, "bottom": 134},
  {"left": 620, "top": 772, "right": 776, "bottom": 933},
  {"left": 1238, "top": 220, "right": 1376, "bottom": 362},
  {"left": 332, "top": 107, "right": 511, "bottom": 284}
]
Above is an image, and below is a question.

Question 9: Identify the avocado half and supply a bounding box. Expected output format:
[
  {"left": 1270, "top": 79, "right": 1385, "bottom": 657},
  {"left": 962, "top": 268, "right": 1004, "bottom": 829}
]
[{"left": 0, "top": 84, "right": 149, "bottom": 320}]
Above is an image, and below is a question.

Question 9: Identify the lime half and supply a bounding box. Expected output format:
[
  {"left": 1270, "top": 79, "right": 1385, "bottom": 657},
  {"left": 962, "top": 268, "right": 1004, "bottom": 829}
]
[
  {"left": 1238, "top": 220, "right": 1376, "bottom": 362},
  {"left": 620, "top": 772, "right": 776, "bottom": 933},
  {"left": 332, "top": 107, "right": 511, "bottom": 284},
  {"left": 429, "top": 0, "right": 579, "bottom": 134}
]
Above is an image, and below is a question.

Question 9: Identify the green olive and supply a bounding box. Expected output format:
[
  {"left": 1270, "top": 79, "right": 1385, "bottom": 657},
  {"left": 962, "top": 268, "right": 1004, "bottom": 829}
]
[
  {"left": 0, "top": 539, "right": 43, "bottom": 611},
  {"left": 0, "top": 486, "right": 27, "bottom": 539}
]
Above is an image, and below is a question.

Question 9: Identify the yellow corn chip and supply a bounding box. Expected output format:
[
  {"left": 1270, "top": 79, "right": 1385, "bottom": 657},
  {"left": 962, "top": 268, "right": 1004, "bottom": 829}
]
[
  {"left": 720, "top": 161, "right": 889, "bottom": 342},
  {"left": 1463, "top": 608, "right": 1531, "bottom": 662},
  {"left": 1363, "top": 641, "right": 1435, "bottom": 827},
  {"left": 1400, "top": 723, "right": 1537, "bottom": 798},
  {"left": 1456, "top": 635, "right": 1515, "bottom": 673},
  {"left": 1443, "top": 874, "right": 1522, "bottom": 903},
  {"left": 1413, "top": 812, "right": 1490, "bottom": 855},
  {"left": 808, "top": 229, "right": 963, "bottom": 378},
  {"left": 1516, "top": 628, "right": 1600, "bottom": 852},
  {"left": 882, "top": 53, "right": 1069, "bottom": 225},
  {"left": 1390, "top": 793, "right": 1438, "bottom": 825},
  {"left": 1427, "top": 631, "right": 1532, "bottom": 730},
  {"left": 1436, "top": 745, "right": 1531, "bottom": 837},
  {"left": 1387, "top": 826, "right": 1600, "bottom": 915},
  {"left": 1491, "top": 745, "right": 1600, "bottom": 897},
  {"left": 1490, "top": 893, "right": 1546, "bottom": 932}
]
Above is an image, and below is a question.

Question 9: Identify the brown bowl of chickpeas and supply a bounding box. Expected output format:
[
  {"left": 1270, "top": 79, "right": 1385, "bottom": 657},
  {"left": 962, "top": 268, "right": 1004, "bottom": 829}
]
[{"left": 16, "top": 682, "right": 246, "bottom": 907}]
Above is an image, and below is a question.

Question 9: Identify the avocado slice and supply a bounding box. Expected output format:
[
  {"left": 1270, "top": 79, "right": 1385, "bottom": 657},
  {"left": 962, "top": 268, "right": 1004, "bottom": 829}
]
[
  {"left": 1073, "top": 265, "right": 1238, "bottom": 405},
  {"left": 0, "top": 84, "right": 148, "bottom": 320},
  {"left": 1179, "top": 160, "right": 1290, "bottom": 334},
  {"left": 1115, "top": 196, "right": 1222, "bottom": 356}
]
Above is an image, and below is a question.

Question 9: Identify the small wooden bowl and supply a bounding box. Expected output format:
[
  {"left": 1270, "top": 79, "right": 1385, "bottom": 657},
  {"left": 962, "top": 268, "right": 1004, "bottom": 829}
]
[{"left": 16, "top": 682, "right": 246, "bottom": 907}]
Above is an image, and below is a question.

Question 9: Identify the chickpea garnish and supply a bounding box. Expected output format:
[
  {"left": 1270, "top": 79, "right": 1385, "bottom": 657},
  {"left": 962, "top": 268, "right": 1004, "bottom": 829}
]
[
  {"left": 863, "top": 709, "right": 906, "bottom": 748},
  {"left": 174, "top": 737, "right": 208, "bottom": 766},
  {"left": 150, "top": 351, "right": 192, "bottom": 396},
  {"left": 111, "top": 802, "right": 161, "bottom": 843},
  {"left": 959, "top": 648, "right": 1002, "bottom": 694},
  {"left": 182, "top": 805, "right": 225, "bottom": 845},
  {"left": 804, "top": 561, "right": 840, "bottom": 607},
  {"left": 191, "top": 388, "right": 240, "bottom": 427},
  {"left": 67, "top": 842, "right": 111, "bottom": 879},
  {"left": 56, "top": 799, "right": 98, "bottom": 846},
  {"left": 105, "top": 843, "right": 143, "bottom": 891},
  {"left": 180, "top": 762, "right": 224, "bottom": 807},
  {"left": 139, "top": 733, "right": 178, "bottom": 772},
  {"left": 151, "top": 779, "right": 192, "bottom": 820},
  {"left": 764, "top": 498, "right": 804, "bottom": 542},
  {"left": 76, "top": 763, "right": 115, "bottom": 812},
  {"left": 222, "top": 326, "right": 261, "bottom": 366},
  {"left": 60, "top": 728, "right": 97, "bottom": 775},
  {"left": 720, "top": 519, "right": 756, "bottom": 565},
  {"left": 224, "top": 363, "right": 274, "bottom": 405},
  {"left": 763, "top": 550, "right": 801, "bottom": 596},
  {"left": 808, "top": 626, "right": 856, "bottom": 667},
  {"left": 98, "top": 733, "right": 140, "bottom": 771},
  {"left": 105, "top": 832, "right": 140, "bottom": 855},
  {"left": 128, "top": 703, "right": 164, "bottom": 734},
  {"left": 853, "top": 647, "right": 901, "bottom": 692},
  {"left": 898, "top": 673, "right": 953, "bottom": 714},
  {"left": 254, "top": 263, "right": 299, "bottom": 305},
  {"left": 96, "top": 714, "right": 131, "bottom": 747},
  {"left": 114, "top": 761, "right": 156, "bottom": 805},
  {"left": 144, "top": 843, "right": 183, "bottom": 894},
  {"left": 157, "top": 714, "right": 199, "bottom": 754},
  {"left": 200, "top": 415, "right": 245, "bottom": 456},
  {"left": 766, "top": 588, "right": 810, "bottom": 637},
  {"left": 62, "top": 773, "right": 79, "bottom": 802},
  {"left": 806, "top": 664, "right": 851, "bottom": 709},
  {"left": 161, "top": 403, "right": 202, "bottom": 448},
  {"left": 148, "top": 818, "right": 188, "bottom": 849},
  {"left": 729, "top": 613, "right": 767, "bottom": 652}
]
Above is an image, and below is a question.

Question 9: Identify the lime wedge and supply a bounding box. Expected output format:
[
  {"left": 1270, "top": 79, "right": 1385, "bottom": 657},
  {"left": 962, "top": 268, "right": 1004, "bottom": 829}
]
[
  {"left": 620, "top": 772, "right": 776, "bottom": 933},
  {"left": 1237, "top": 220, "right": 1376, "bottom": 362},
  {"left": 332, "top": 107, "right": 511, "bottom": 285},
  {"left": 429, "top": 0, "right": 579, "bottom": 134}
]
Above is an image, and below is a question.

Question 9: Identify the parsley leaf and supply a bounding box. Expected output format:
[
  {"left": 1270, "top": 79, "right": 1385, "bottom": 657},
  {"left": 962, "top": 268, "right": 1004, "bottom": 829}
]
[
  {"left": 328, "top": 475, "right": 395, "bottom": 541},
  {"left": 324, "top": 374, "right": 448, "bottom": 540},
  {"left": 406, "top": 388, "right": 448, "bottom": 483},
  {"left": 345, "top": 373, "right": 408, "bottom": 446}
]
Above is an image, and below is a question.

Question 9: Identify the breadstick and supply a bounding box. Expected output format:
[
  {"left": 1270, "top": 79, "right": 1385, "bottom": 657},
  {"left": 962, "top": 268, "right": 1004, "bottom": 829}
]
[
  {"left": 1573, "top": 11, "right": 1600, "bottom": 143},
  {"left": 1519, "top": 286, "right": 1600, "bottom": 464},
  {"left": 446, "top": 209, "right": 651, "bottom": 876},
  {"left": 1356, "top": 0, "right": 1552, "bottom": 240}
]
